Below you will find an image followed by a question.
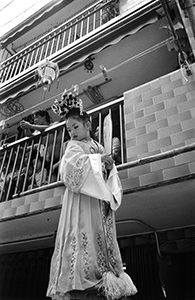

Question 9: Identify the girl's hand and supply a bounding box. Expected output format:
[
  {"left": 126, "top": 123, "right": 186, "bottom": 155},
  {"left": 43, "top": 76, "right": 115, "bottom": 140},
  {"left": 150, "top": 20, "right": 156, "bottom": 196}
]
[{"left": 101, "top": 154, "right": 114, "bottom": 170}]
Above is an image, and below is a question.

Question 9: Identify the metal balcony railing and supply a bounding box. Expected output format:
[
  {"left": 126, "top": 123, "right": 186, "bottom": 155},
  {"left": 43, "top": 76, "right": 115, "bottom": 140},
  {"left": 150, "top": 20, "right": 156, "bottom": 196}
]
[
  {"left": 0, "top": 98, "right": 124, "bottom": 202},
  {"left": 0, "top": 0, "right": 119, "bottom": 85}
]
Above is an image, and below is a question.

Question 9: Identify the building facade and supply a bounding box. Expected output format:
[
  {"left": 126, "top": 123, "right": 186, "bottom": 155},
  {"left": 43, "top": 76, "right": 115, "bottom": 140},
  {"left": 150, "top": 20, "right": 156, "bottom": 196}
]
[{"left": 0, "top": 0, "right": 195, "bottom": 299}]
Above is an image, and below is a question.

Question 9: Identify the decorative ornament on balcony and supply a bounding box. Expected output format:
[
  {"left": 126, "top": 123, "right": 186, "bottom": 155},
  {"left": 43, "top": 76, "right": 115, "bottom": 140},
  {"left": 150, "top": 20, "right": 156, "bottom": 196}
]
[
  {"left": 37, "top": 59, "right": 60, "bottom": 91},
  {"left": 0, "top": 99, "right": 24, "bottom": 117}
]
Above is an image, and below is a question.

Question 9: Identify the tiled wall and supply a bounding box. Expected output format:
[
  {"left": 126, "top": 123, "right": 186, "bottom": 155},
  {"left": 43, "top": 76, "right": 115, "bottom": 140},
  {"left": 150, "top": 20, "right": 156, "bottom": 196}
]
[
  {"left": 0, "top": 186, "right": 64, "bottom": 220},
  {"left": 122, "top": 63, "right": 195, "bottom": 189}
]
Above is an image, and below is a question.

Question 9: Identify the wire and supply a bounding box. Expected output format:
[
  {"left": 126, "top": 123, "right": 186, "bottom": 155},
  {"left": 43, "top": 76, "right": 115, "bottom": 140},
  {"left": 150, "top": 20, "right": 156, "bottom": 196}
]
[
  {"left": 0, "top": 0, "right": 14, "bottom": 13},
  {"left": 0, "top": 0, "right": 50, "bottom": 28},
  {"left": 79, "top": 37, "right": 174, "bottom": 86}
]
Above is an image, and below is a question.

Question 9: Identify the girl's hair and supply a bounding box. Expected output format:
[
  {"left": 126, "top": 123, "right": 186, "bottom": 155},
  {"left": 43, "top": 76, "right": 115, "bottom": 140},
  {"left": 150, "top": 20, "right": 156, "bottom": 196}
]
[
  {"left": 33, "top": 110, "right": 51, "bottom": 124},
  {"left": 65, "top": 107, "right": 90, "bottom": 123}
]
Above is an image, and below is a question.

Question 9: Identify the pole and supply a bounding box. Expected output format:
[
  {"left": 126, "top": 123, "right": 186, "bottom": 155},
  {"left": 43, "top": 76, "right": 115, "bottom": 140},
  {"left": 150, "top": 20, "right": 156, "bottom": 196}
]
[
  {"left": 185, "top": 0, "right": 195, "bottom": 38},
  {"left": 160, "top": 0, "right": 192, "bottom": 75}
]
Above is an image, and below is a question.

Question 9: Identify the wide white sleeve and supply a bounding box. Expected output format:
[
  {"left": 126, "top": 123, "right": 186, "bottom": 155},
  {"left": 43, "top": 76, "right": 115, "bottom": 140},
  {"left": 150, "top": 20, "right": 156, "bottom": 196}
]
[
  {"left": 81, "top": 155, "right": 123, "bottom": 211},
  {"left": 59, "top": 141, "right": 122, "bottom": 209},
  {"left": 80, "top": 154, "right": 114, "bottom": 204},
  {"left": 59, "top": 142, "right": 91, "bottom": 193}
]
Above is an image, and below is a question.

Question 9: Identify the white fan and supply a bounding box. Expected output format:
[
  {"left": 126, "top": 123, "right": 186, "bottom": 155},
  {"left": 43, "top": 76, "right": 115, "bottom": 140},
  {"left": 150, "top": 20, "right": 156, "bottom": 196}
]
[{"left": 103, "top": 112, "right": 112, "bottom": 155}]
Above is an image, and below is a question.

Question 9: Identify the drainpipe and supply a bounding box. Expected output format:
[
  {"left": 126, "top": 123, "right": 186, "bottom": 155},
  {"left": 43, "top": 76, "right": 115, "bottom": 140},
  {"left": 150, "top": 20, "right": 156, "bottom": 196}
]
[
  {"left": 160, "top": 0, "right": 192, "bottom": 75},
  {"left": 185, "top": 0, "right": 195, "bottom": 38}
]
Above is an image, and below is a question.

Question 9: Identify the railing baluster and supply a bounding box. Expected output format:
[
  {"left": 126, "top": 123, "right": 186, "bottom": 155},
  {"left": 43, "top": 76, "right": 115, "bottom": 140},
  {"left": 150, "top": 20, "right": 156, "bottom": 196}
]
[
  {"left": 76, "top": 22, "right": 81, "bottom": 40},
  {"left": 98, "top": 112, "right": 102, "bottom": 143},
  {"left": 4, "top": 147, "right": 14, "bottom": 202},
  {"left": 92, "top": 11, "right": 96, "bottom": 31},
  {"left": 119, "top": 103, "right": 124, "bottom": 164},
  {"left": 39, "top": 43, "right": 45, "bottom": 62},
  {"left": 49, "top": 36, "right": 56, "bottom": 56},
  {"left": 56, "top": 31, "right": 61, "bottom": 51},
  {"left": 22, "top": 139, "right": 35, "bottom": 192},
  {"left": 41, "top": 43, "right": 46, "bottom": 60},
  {"left": 2, "top": 62, "right": 9, "bottom": 81},
  {"left": 47, "top": 129, "right": 58, "bottom": 183},
  {"left": 44, "top": 41, "right": 49, "bottom": 58},
  {"left": 12, "top": 57, "right": 22, "bottom": 77},
  {"left": 0, "top": 150, "right": 8, "bottom": 202},
  {"left": 100, "top": 8, "right": 103, "bottom": 26},
  {"left": 94, "top": 10, "right": 97, "bottom": 29},
  {"left": 1, "top": 67, "right": 8, "bottom": 82},
  {"left": 14, "top": 142, "right": 27, "bottom": 196},
  {"left": 56, "top": 126, "right": 66, "bottom": 181},
  {"left": 5, "top": 145, "right": 20, "bottom": 199},
  {"left": 0, "top": 69, "right": 3, "bottom": 83},
  {"left": 12, "top": 60, "right": 19, "bottom": 77},
  {"left": 67, "top": 27, "right": 72, "bottom": 46},
  {"left": 61, "top": 28, "right": 67, "bottom": 48},
  {"left": 96, "top": 9, "right": 100, "bottom": 28},
  {"left": 2, "top": 66, "right": 8, "bottom": 82},
  {"left": 52, "top": 37, "right": 57, "bottom": 55},
  {"left": 54, "top": 34, "right": 58, "bottom": 52},
  {"left": 34, "top": 45, "right": 40, "bottom": 64},
  {"left": 7, "top": 60, "right": 17, "bottom": 80},
  {"left": 18, "top": 54, "right": 27, "bottom": 73},
  {"left": 29, "top": 136, "right": 42, "bottom": 189},
  {"left": 80, "top": 19, "right": 84, "bottom": 38},
  {"left": 2, "top": 66, "right": 9, "bottom": 82},
  {"left": 73, "top": 24, "right": 76, "bottom": 42},
  {"left": 23, "top": 52, "right": 30, "bottom": 70},
  {"left": 86, "top": 16, "right": 90, "bottom": 35},
  {"left": 70, "top": 26, "right": 74, "bottom": 44},
  {"left": 28, "top": 48, "right": 36, "bottom": 67}
]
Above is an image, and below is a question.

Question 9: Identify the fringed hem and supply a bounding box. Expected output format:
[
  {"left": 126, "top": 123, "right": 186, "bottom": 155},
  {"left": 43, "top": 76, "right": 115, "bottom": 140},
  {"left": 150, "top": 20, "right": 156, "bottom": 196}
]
[{"left": 100, "top": 271, "right": 138, "bottom": 300}]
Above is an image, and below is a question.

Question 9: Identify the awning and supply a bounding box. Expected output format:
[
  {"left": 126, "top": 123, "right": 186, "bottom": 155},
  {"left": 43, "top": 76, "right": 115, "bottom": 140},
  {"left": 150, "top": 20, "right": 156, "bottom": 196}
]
[{"left": 0, "top": 0, "right": 68, "bottom": 45}]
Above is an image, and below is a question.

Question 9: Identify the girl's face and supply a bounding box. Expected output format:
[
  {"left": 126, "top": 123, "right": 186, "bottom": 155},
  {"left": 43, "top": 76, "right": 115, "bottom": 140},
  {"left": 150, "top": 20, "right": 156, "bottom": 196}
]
[{"left": 66, "top": 117, "right": 90, "bottom": 141}]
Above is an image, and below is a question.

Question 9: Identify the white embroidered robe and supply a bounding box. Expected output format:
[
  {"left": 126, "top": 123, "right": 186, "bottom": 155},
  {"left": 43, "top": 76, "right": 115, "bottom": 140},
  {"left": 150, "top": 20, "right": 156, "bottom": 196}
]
[{"left": 46, "top": 139, "right": 137, "bottom": 300}]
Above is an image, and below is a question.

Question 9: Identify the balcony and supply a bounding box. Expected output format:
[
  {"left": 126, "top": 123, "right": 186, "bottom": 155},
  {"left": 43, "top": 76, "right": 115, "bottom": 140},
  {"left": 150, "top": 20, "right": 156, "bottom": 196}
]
[
  {"left": 0, "top": 0, "right": 162, "bottom": 100},
  {"left": 0, "top": 0, "right": 120, "bottom": 84},
  {"left": 0, "top": 97, "right": 125, "bottom": 202}
]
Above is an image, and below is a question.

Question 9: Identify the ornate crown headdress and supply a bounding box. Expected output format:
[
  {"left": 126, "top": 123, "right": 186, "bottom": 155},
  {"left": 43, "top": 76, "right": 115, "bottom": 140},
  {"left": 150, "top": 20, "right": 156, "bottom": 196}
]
[{"left": 51, "top": 84, "right": 83, "bottom": 116}]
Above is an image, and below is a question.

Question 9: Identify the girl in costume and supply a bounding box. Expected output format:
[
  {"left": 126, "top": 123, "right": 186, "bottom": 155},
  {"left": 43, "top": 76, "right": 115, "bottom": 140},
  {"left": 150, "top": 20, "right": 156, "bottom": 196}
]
[{"left": 47, "top": 89, "right": 137, "bottom": 300}]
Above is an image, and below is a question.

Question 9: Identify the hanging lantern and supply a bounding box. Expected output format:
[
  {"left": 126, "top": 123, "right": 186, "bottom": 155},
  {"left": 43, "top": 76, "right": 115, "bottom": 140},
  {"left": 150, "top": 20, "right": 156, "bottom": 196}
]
[{"left": 37, "top": 59, "right": 60, "bottom": 91}]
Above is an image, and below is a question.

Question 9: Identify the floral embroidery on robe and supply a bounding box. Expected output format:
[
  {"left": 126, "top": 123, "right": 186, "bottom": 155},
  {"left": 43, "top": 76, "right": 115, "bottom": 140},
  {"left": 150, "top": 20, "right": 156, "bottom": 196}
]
[{"left": 46, "top": 139, "right": 137, "bottom": 300}]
